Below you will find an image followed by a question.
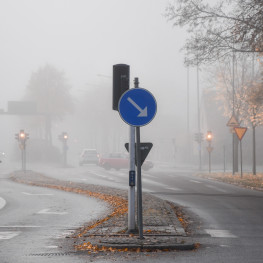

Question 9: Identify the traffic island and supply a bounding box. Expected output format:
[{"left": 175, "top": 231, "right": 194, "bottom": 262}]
[{"left": 10, "top": 170, "right": 197, "bottom": 253}]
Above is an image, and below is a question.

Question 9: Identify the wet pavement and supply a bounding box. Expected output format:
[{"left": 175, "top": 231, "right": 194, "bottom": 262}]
[{"left": 10, "top": 170, "right": 196, "bottom": 253}]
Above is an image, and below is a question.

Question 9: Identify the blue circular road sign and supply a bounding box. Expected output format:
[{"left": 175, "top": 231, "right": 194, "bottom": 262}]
[{"left": 118, "top": 88, "right": 157, "bottom": 127}]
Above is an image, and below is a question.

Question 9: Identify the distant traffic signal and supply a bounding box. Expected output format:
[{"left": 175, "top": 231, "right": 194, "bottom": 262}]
[
  {"left": 15, "top": 130, "right": 29, "bottom": 142},
  {"left": 59, "top": 132, "right": 68, "bottom": 141},
  {"left": 19, "top": 130, "right": 25, "bottom": 140},
  {"left": 63, "top": 133, "right": 68, "bottom": 140},
  {"left": 206, "top": 131, "right": 212, "bottom": 142},
  {"left": 112, "top": 64, "right": 130, "bottom": 111}
]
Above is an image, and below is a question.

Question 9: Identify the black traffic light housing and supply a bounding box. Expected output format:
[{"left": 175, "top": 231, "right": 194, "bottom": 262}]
[
  {"left": 112, "top": 64, "right": 130, "bottom": 111},
  {"left": 15, "top": 129, "right": 29, "bottom": 143}
]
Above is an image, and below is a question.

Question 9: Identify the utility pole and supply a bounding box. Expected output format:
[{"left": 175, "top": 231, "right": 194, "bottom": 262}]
[
  {"left": 197, "top": 60, "right": 202, "bottom": 170},
  {"left": 206, "top": 131, "right": 213, "bottom": 173}
]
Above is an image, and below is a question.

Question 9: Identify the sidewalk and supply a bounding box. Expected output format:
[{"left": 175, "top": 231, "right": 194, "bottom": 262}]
[{"left": 10, "top": 170, "right": 196, "bottom": 252}]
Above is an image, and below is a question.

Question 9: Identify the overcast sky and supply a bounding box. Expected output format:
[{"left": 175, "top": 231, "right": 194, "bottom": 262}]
[{"left": 0, "top": 0, "right": 197, "bottom": 120}]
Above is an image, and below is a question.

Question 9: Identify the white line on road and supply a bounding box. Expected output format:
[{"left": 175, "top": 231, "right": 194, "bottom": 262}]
[
  {"left": 205, "top": 184, "right": 227, "bottom": 193},
  {"left": 205, "top": 229, "right": 237, "bottom": 238},
  {"left": 0, "top": 197, "right": 6, "bottom": 210},
  {"left": 0, "top": 231, "right": 21, "bottom": 240},
  {"left": 165, "top": 187, "right": 182, "bottom": 191},
  {"left": 0, "top": 226, "right": 41, "bottom": 228},
  {"left": 190, "top": 180, "right": 202, "bottom": 184},
  {"left": 37, "top": 208, "right": 68, "bottom": 215},
  {"left": 22, "top": 192, "right": 54, "bottom": 196}
]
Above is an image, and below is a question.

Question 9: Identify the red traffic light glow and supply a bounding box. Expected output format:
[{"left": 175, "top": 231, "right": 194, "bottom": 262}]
[
  {"left": 206, "top": 131, "right": 212, "bottom": 141},
  {"left": 19, "top": 133, "right": 25, "bottom": 139}
]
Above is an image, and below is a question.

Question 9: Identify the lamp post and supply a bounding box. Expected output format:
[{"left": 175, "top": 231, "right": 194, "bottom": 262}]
[{"left": 206, "top": 131, "right": 213, "bottom": 173}]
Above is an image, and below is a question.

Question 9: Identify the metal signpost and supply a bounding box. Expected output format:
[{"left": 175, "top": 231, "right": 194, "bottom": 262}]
[
  {"left": 58, "top": 132, "right": 68, "bottom": 167},
  {"left": 119, "top": 82, "right": 157, "bottom": 239},
  {"left": 206, "top": 131, "right": 213, "bottom": 174},
  {"left": 227, "top": 114, "right": 239, "bottom": 175},
  {"left": 234, "top": 127, "right": 247, "bottom": 178}
]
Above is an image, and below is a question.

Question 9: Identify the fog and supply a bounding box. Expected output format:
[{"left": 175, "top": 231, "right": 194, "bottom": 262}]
[{"left": 1, "top": 0, "right": 260, "bottom": 171}]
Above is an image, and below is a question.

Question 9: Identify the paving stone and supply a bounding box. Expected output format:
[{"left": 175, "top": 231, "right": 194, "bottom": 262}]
[{"left": 10, "top": 170, "right": 195, "bottom": 251}]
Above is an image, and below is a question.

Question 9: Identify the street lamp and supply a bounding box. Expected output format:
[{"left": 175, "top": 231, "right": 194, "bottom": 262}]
[{"left": 206, "top": 131, "right": 213, "bottom": 173}]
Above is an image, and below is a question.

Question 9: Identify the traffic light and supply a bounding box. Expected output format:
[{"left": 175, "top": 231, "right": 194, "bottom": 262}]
[
  {"left": 112, "top": 64, "right": 130, "bottom": 111},
  {"left": 15, "top": 129, "right": 29, "bottom": 147},
  {"left": 19, "top": 130, "right": 25, "bottom": 141},
  {"left": 63, "top": 132, "right": 68, "bottom": 140},
  {"left": 206, "top": 131, "right": 212, "bottom": 142},
  {"left": 59, "top": 132, "right": 68, "bottom": 142}
]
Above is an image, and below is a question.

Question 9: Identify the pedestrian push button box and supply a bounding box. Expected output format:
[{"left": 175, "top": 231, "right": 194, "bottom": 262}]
[{"left": 129, "top": 170, "right": 136, "bottom": 186}]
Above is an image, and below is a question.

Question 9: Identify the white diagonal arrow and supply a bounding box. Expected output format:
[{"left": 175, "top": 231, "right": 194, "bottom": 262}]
[{"left": 127, "top": 97, "right": 148, "bottom": 117}]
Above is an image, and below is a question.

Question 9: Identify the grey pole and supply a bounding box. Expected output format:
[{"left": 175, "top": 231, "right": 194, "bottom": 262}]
[
  {"left": 128, "top": 126, "right": 136, "bottom": 232},
  {"left": 24, "top": 145, "right": 26, "bottom": 172},
  {"left": 240, "top": 140, "right": 243, "bottom": 179},
  {"left": 21, "top": 146, "right": 24, "bottom": 171},
  {"left": 136, "top": 125, "right": 143, "bottom": 239},
  {"left": 197, "top": 61, "right": 202, "bottom": 170},
  {"left": 223, "top": 145, "right": 226, "bottom": 173},
  {"left": 134, "top": 77, "right": 144, "bottom": 239},
  {"left": 208, "top": 142, "right": 211, "bottom": 174},
  {"left": 127, "top": 78, "right": 138, "bottom": 232}
]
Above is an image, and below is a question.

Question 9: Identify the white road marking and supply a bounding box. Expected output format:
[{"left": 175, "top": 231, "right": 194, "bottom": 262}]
[
  {"left": 205, "top": 229, "right": 237, "bottom": 238},
  {"left": 0, "top": 197, "right": 6, "bottom": 210},
  {"left": 205, "top": 184, "right": 227, "bottom": 193},
  {"left": 0, "top": 225, "right": 41, "bottom": 228},
  {"left": 190, "top": 180, "right": 201, "bottom": 184},
  {"left": 165, "top": 187, "right": 182, "bottom": 191},
  {"left": 0, "top": 231, "right": 21, "bottom": 240},
  {"left": 22, "top": 192, "right": 54, "bottom": 196},
  {"left": 37, "top": 208, "right": 68, "bottom": 215},
  {"left": 46, "top": 246, "right": 58, "bottom": 249}
]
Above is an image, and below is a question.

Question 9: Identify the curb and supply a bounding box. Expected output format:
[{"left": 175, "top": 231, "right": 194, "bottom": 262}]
[{"left": 10, "top": 170, "right": 197, "bottom": 252}]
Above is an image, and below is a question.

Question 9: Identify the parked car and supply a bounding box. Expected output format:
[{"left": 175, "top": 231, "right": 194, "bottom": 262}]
[
  {"left": 79, "top": 149, "right": 98, "bottom": 166},
  {"left": 98, "top": 152, "right": 153, "bottom": 171}
]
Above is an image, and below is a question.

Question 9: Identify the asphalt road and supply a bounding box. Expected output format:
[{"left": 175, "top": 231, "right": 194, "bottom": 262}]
[
  {"left": 0, "top": 164, "right": 109, "bottom": 263},
  {"left": 1, "top": 162, "right": 263, "bottom": 262},
  {"left": 52, "top": 163, "right": 263, "bottom": 263}
]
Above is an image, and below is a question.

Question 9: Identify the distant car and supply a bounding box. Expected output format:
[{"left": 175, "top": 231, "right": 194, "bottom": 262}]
[
  {"left": 79, "top": 149, "right": 98, "bottom": 166},
  {"left": 98, "top": 152, "right": 153, "bottom": 171}
]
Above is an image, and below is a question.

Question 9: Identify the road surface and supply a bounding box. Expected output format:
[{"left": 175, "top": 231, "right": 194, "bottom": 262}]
[{"left": 1, "top": 162, "right": 263, "bottom": 262}]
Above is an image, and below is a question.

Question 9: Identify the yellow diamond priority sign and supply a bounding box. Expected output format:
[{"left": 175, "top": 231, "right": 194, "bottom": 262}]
[{"left": 234, "top": 127, "right": 247, "bottom": 141}]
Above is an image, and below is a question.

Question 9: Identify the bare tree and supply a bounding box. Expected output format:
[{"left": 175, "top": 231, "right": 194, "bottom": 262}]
[
  {"left": 165, "top": 0, "right": 263, "bottom": 65},
  {"left": 212, "top": 56, "right": 263, "bottom": 174},
  {"left": 25, "top": 65, "right": 74, "bottom": 145}
]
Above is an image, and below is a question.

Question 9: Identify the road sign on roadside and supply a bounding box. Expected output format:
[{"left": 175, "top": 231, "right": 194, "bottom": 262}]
[
  {"left": 227, "top": 115, "right": 239, "bottom": 127},
  {"left": 118, "top": 88, "right": 157, "bottom": 127},
  {"left": 206, "top": 146, "right": 213, "bottom": 153},
  {"left": 125, "top": 142, "right": 153, "bottom": 165},
  {"left": 234, "top": 127, "right": 247, "bottom": 141}
]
